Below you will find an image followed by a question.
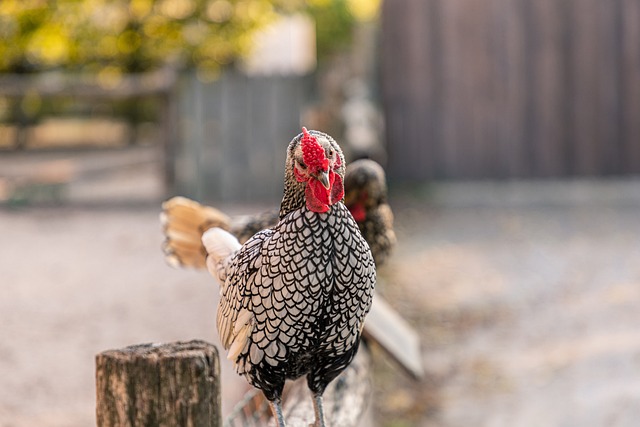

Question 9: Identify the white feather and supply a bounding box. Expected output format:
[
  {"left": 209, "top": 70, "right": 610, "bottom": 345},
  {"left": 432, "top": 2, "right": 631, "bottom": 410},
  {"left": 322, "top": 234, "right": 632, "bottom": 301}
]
[
  {"left": 202, "top": 227, "right": 242, "bottom": 262},
  {"left": 159, "top": 211, "right": 168, "bottom": 226},
  {"left": 227, "top": 323, "right": 252, "bottom": 362},
  {"left": 205, "top": 255, "right": 221, "bottom": 283},
  {"left": 233, "top": 309, "right": 253, "bottom": 335},
  {"left": 165, "top": 255, "right": 181, "bottom": 269},
  {"left": 250, "top": 345, "right": 264, "bottom": 364}
]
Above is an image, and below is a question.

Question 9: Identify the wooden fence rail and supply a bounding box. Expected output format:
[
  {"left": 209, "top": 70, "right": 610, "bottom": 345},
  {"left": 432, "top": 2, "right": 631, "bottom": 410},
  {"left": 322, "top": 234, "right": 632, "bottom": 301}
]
[{"left": 381, "top": 0, "right": 640, "bottom": 180}]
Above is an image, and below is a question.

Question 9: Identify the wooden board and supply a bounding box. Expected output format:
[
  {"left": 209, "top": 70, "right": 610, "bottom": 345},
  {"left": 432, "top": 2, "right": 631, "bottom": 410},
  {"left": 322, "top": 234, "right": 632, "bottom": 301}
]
[{"left": 363, "top": 296, "right": 424, "bottom": 380}]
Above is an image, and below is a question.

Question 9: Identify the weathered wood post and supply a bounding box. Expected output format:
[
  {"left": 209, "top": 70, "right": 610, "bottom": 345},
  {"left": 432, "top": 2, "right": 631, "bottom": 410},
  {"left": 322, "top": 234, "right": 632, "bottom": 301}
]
[
  {"left": 96, "top": 340, "right": 221, "bottom": 427},
  {"left": 223, "top": 348, "right": 373, "bottom": 427}
]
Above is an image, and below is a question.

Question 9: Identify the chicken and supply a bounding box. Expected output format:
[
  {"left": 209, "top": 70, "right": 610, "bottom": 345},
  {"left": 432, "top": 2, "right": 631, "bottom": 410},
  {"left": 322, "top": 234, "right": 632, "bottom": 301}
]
[
  {"left": 200, "top": 128, "right": 376, "bottom": 427},
  {"left": 342, "top": 159, "right": 396, "bottom": 266},
  {"left": 161, "top": 159, "right": 395, "bottom": 269}
]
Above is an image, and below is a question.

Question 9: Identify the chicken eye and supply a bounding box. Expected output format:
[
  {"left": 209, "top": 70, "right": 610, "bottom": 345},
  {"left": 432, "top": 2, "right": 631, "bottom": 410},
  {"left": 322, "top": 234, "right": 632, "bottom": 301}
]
[
  {"left": 297, "top": 161, "right": 307, "bottom": 170},
  {"left": 328, "top": 149, "right": 334, "bottom": 158}
]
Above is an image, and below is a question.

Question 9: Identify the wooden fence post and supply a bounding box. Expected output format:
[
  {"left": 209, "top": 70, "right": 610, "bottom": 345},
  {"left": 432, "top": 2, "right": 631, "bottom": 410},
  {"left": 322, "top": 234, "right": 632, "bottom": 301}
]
[{"left": 96, "top": 340, "right": 221, "bottom": 427}]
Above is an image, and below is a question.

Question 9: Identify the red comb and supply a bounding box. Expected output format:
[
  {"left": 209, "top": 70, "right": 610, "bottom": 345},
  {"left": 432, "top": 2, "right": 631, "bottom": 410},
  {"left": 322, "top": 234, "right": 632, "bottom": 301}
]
[{"left": 301, "top": 127, "right": 329, "bottom": 172}]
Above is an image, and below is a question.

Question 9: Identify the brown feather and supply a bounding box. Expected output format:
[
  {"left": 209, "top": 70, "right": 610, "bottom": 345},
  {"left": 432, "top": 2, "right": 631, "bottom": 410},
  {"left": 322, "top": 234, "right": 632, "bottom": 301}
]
[{"left": 161, "top": 196, "right": 231, "bottom": 269}]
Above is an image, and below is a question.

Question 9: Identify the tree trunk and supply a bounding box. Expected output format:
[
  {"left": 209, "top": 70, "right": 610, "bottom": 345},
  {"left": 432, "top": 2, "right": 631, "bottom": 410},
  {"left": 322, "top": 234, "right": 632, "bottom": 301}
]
[{"left": 96, "top": 340, "right": 221, "bottom": 427}]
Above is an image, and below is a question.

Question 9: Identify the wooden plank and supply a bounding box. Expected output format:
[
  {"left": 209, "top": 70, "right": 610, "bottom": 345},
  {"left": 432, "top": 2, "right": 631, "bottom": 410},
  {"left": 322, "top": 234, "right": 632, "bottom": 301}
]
[
  {"left": 571, "top": 0, "right": 601, "bottom": 175},
  {"left": 621, "top": 0, "right": 640, "bottom": 173},
  {"left": 519, "top": 0, "right": 539, "bottom": 177},
  {"left": 488, "top": 0, "right": 514, "bottom": 178},
  {"left": 160, "top": 87, "right": 179, "bottom": 191},
  {"left": 501, "top": 0, "right": 528, "bottom": 177},
  {"left": 596, "top": 0, "right": 624, "bottom": 175},
  {"left": 201, "top": 71, "right": 225, "bottom": 202},
  {"left": 383, "top": 0, "right": 403, "bottom": 177},
  {"left": 438, "top": 0, "right": 465, "bottom": 178},
  {"left": 223, "top": 389, "right": 271, "bottom": 427},
  {"left": 426, "top": 0, "right": 446, "bottom": 179},
  {"left": 406, "top": 0, "right": 435, "bottom": 180},
  {"left": 479, "top": 0, "right": 502, "bottom": 178},
  {"left": 246, "top": 76, "right": 277, "bottom": 201},
  {"left": 530, "top": 0, "right": 565, "bottom": 177},
  {"left": 193, "top": 75, "right": 207, "bottom": 201},
  {"left": 381, "top": 0, "right": 416, "bottom": 180},
  {"left": 223, "top": 348, "right": 372, "bottom": 427},
  {"left": 174, "top": 72, "right": 202, "bottom": 199},
  {"left": 221, "top": 72, "right": 251, "bottom": 201},
  {"left": 473, "top": 0, "right": 498, "bottom": 178},
  {"left": 558, "top": 0, "right": 578, "bottom": 175},
  {"left": 270, "top": 75, "right": 305, "bottom": 197},
  {"left": 362, "top": 296, "right": 424, "bottom": 380}
]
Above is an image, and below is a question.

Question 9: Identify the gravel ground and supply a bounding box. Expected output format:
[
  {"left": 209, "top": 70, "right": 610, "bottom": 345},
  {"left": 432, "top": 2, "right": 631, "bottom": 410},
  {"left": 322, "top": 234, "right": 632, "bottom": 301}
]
[
  {"left": 375, "top": 181, "right": 640, "bottom": 427},
  {"left": 1, "top": 151, "right": 640, "bottom": 426}
]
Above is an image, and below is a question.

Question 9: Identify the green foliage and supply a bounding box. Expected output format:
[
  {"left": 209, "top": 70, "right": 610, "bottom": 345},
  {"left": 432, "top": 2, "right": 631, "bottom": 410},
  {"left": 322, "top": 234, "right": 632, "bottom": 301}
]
[
  {"left": 0, "top": 0, "right": 281, "bottom": 75},
  {"left": 308, "top": 0, "right": 355, "bottom": 62},
  {"left": 0, "top": 0, "right": 375, "bottom": 75}
]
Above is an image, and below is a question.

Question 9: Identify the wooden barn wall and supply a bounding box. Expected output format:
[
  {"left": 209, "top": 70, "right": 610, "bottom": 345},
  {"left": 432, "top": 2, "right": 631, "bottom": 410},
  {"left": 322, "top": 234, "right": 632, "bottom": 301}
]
[
  {"left": 381, "top": 0, "right": 640, "bottom": 180},
  {"left": 173, "top": 71, "right": 312, "bottom": 203}
]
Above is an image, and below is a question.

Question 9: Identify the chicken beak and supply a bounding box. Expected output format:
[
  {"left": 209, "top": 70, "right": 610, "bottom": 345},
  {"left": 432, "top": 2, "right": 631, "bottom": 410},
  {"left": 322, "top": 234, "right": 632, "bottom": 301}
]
[{"left": 316, "top": 170, "right": 331, "bottom": 189}]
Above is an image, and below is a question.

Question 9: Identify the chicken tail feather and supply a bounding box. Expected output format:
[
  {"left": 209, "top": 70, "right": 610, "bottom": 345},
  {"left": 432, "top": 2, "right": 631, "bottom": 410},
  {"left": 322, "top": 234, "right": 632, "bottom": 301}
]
[{"left": 161, "top": 196, "right": 231, "bottom": 269}]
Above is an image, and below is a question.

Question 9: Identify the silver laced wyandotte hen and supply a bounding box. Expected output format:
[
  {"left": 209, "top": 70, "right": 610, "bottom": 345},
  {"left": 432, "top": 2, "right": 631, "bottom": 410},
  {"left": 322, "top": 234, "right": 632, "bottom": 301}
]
[{"left": 188, "top": 128, "right": 376, "bottom": 427}]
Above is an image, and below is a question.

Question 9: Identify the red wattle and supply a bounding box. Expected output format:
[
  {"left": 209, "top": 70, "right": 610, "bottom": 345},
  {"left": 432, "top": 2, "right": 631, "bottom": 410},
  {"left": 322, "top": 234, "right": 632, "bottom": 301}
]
[
  {"left": 311, "top": 178, "right": 330, "bottom": 205},
  {"left": 350, "top": 203, "right": 366, "bottom": 222},
  {"left": 304, "top": 171, "right": 344, "bottom": 213},
  {"left": 305, "top": 183, "right": 330, "bottom": 213},
  {"left": 329, "top": 171, "right": 344, "bottom": 204}
]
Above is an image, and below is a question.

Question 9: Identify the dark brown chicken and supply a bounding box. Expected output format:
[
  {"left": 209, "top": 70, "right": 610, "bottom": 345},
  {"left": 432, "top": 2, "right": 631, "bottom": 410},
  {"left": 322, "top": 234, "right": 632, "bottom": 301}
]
[{"left": 342, "top": 159, "right": 396, "bottom": 266}]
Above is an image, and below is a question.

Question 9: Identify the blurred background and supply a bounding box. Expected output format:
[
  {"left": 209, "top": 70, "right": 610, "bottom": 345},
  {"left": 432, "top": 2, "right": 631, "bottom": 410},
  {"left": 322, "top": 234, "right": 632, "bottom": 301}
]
[{"left": 1, "top": 0, "right": 640, "bottom": 426}]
